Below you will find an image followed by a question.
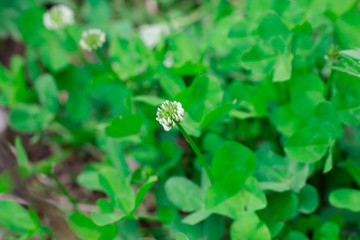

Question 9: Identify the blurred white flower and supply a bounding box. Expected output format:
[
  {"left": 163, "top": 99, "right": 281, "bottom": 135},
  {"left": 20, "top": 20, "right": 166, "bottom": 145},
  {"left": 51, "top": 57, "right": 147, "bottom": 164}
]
[
  {"left": 43, "top": 5, "right": 74, "bottom": 30},
  {"left": 156, "top": 100, "right": 184, "bottom": 131},
  {"left": 79, "top": 28, "right": 106, "bottom": 51},
  {"left": 163, "top": 52, "right": 174, "bottom": 67},
  {"left": 139, "top": 24, "right": 170, "bottom": 48}
]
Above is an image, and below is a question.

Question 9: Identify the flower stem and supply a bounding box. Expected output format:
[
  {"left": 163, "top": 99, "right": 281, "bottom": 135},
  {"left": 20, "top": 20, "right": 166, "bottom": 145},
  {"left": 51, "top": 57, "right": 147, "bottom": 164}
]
[
  {"left": 176, "top": 123, "right": 214, "bottom": 184},
  {"left": 49, "top": 172, "right": 77, "bottom": 211},
  {"left": 325, "top": 76, "right": 333, "bottom": 100},
  {"left": 95, "top": 49, "right": 126, "bottom": 86}
]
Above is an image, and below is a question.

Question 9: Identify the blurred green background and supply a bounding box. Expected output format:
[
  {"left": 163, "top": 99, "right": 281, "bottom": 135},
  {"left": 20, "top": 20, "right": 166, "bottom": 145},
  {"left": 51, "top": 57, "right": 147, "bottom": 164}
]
[{"left": 1, "top": 0, "right": 360, "bottom": 239}]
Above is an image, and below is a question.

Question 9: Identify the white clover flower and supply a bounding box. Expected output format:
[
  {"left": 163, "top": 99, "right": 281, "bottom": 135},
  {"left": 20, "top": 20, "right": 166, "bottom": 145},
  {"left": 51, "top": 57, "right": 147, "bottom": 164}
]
[
  {"left": 156, "top": 100, "right": 184, "bottom": 131},
  {"left": 79, "top": 29, "right": 106, "bottom": 52},
  {"left": 139, "top": 24, "right": 170, "bottom": 48},
  {"left": 43, "top": 5, "right": 74, "bottom": 30},
  {"left": 163, "top": 52, "right": 174, "bottom": 68}
]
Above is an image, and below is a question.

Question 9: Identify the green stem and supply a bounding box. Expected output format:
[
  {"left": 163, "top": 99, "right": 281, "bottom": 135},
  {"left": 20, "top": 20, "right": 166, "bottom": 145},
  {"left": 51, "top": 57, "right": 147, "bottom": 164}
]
[
  {"left": 49, "top": 172, "right": 77, "bottom": 211},
  {"left": 176, "top": 123, "right": 214, "bottom": 184},
  {"left": 325, "top": 76, "right": 333, "bottom": 100},
  {"left": 95, "top": 49, "right": 126, "bottom": 86}
]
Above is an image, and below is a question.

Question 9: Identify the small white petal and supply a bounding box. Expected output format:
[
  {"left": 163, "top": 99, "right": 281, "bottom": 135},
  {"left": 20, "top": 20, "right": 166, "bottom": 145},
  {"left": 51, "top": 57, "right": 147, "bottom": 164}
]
[{"left": 163, "top": 124, "right": 172, "bottom": 131}]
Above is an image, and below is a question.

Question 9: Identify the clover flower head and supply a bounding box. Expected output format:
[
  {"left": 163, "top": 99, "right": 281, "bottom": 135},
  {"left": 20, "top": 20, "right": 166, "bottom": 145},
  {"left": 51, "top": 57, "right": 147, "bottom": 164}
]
[
  {"left": 79, "top": 28, "right": 106, "bottom": 51},
  {"left": 43, "top": 5, "right": 74, "bottom": 30},
  {"left": 156, "top": 100, "right": 184, "bottom": 131},
  {"left": 139, "top": 24, "right": 170, "bottom": 48}
]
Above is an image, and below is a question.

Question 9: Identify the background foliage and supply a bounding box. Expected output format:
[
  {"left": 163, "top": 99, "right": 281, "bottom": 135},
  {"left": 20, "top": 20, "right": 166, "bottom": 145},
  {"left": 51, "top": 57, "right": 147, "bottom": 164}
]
[{"left": 0, "top": 0, "right": 360, "bottom": 239}]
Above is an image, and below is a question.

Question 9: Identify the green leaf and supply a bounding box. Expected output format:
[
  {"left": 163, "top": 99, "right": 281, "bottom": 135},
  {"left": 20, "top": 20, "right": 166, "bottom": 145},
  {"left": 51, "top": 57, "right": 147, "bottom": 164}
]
[
  {"left": 242, "top": 177, "right": 267, "bottom": 212},
  {"left": 129, "top": 144, "right": 159, "bottom": 164},
  {"left": 0, "top": 56, "right": 29, "bottom": 108},
  {"left": 285, "top": 126, "right": 331, "bottom": 163},
  {"left": 96, "top": 198, "right": 114, "bottom": 213},
  {"left": 319, "top": 222, "right": 340, "bottom": 240},
  {"left": 103, "top": 137, "right": 130, "bottom": 177},
  {"left": 16, "top": 7, "right": 45, "bottom": 46},
  {"left": 105, "top": 114, "right": 143, "bottom": 138},
  {"left": 331, "top": 49, "right": 360, "bottom": 78},
  {"left": 331, "top": 91, "right": 360, "bottom": 126},
  {"left": 39, "top": 33, "right": 70, "bottom": 72},
  {"left": 241, "top": 44, "right": 277, "bottom": 77},
  {"left": 271, "top": 104, "right": 307, "bottom": 136},
  {"left": 230, "top": 212, "right": 271, "bottom": 240},
  {"left": 206, "top": 141, "right": 256, "bottom": 208},
  {"left": 169, "top": 34, "right": 200, "bottom": 66},
  {"left": 203, "top": 215, "right": 226, "bottom": 240},
  {"left": 9, "top": 104, "right": 53, "bottom": 133},
  {"left": 256, "top": 210, "right": 284, "bottom": 239},
  {"left": 109, "top": 37, "right": 149, "bottom": 79},
  {"left": 256, "top": 150, "right": 309, "bottom": 192},
  {"left": 0, "top": 167, "right": 28, "bottom": 193},
  {"left": 291, "top": 91, "right": 325, "bottom": 122},
  {"left": 65, "top": 88, "right": 92, "bottom": 122},
  {"left": 77, "top": 166, "right": 103, "bottom": 191},
  {"left": 0, "top": 200, "right": 36, "bottom": 233},
  {"left": 345, "top": 159, "right": 360, "bottom": 186},
  {"left": 258, "top": 12, "right": 290, "bottom": 43},
  {"left": 267, "top": 191, "right": 298, "bottom": 220},
  {"left": 335, "top": 11, "right": 360, "bottom": 48},
  {"left": 99, "top": 167, "right": 135, "bottom": 213},
  {"left": 327, "top": 0, "right": 358, "bottom": 17},
  {"left": 329, "top": 188, "right": 360, "bottom": 212},
  {"left": 133, "top": 95, "right": 166, "bottom": 107},
  {"left": 170, "top": 61, "right": 208, "bottom": 76},
  {"left": 156, "top": 65, "right": 186, "bottom": 98},
  {"left": 246, "top": 0, "right": 273, "bottom": 21},
  {"left": 229, "top": 81, "right": 269, "bottom": 119},
  {"left": 200, "top": 102, "right": 234, "bottom": 128},
  {"left": 175, "top": 232, "right": 190, "bottom": 240},
  {"left": 311, "top": 102, "right": 342, "bottom": 140},
  {"left": 15, "top": 136, "right": 28, "bottom": 168},
  {"left": 0, "top": 170, "right": 16, "bottom": 193},
  {"left": 68, "top": 212, "right": 114, "bottom": 240},
  {"left": 84, "top": 0, "right": 112, "bottom": 24},
  {"left": 289, "top": 73, "right": 324, "bottom": 97},
  {"left": 298, "top": 184, "right": 319, "bottom": 214},
  {"left": 131, "top": 176, "right": 158, "bottom": 214},
  {"left": 209, "top": 177, "right": 266, "bottom": 219},
  {"left": 181, "top": 209, "right": 212, "bottom": 225},
  {"left": 165, "top": 177, "right": 203, "bottom": 212},
  {"left": 285, "top": 231, "right": 309, "bottom": 240},
  {"left": 273, "top": 51, "right": 293, "bottom": 82},
  {"left": 323, "top": 145, "right": 334, "bottom": 174},
  {"left": 34, "top": 74, "right": 59, "bottom": 113},
  {"left": 91, "top": 212, "right": 124, "bottom": 226},
  {"left": 179, "top": 113, "right": 202, "bottom": 137},
  {"left": 176, "top": 75, "right": 223, "bottom": 122}
]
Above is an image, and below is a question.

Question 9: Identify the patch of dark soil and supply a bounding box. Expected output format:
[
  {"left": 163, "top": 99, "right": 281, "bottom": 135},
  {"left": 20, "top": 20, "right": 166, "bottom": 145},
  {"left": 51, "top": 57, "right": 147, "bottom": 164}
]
[
  {"left": 53, "top": 152, "right": 106, "bottom": 203},
  {"left": 5, "top": 127, "right": 52, "bottom": 163},
  {"left": 0, "top": 38, "right": 25, "bottom": 67}
]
